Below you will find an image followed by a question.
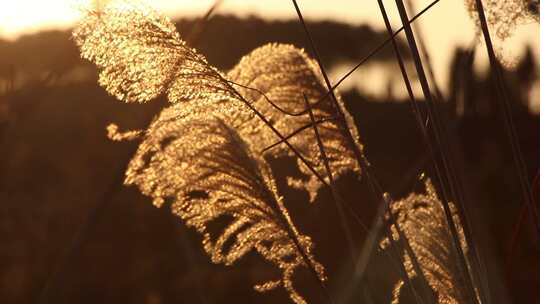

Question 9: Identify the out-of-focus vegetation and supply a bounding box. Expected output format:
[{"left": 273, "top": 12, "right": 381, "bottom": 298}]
[{"left": 1, "top": 14, "right": 539, "bottom": 304}]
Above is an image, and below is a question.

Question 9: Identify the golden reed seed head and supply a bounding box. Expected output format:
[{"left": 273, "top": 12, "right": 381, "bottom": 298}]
[
  {"left": 73, "top": 0, "right": 232, "bottom": 103},
  {"left": 228, "top": 43, "right": 364, "bottom": 202},
  {"left": 465, "top": 0, "right": 540, "bottom": 67},
  {"left": 125, "top": 108, "right": 326, "bottom": 304},
  {"left": 381, "top": 179, "right": 477, "bottom": 304},
  {"left": 73, "top": 2, "right": 344, "bottom": 302},
  {"left": 73, "top": 0, "right": 364, "bottom": 203}
]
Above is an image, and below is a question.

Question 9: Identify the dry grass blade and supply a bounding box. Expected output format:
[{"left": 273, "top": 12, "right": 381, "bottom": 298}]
[
  {"left": 381, "top": 179, "right": 478, "bottom": 304},
  {"left": 303, "top": 94, "right": 356, "bottom": 264},
  {"left": 392, "top": 1, "right": 483, "bottom": 302},
  {"left": 125, "top": 107, "right": 327, "bottom": 304},
  {"left": 376, "top": 1, "right": 484, "bottom": 302},
  {"left": 375, "top": 0, "right": 420, "bottom": 126},
  {"left": 405, "top": 0, "right": 443, "bottom": 100}
]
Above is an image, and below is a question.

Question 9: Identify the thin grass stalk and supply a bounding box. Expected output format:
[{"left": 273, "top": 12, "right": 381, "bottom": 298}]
[
  {"left": 303, "top": 94, "right": 357, "bottom": 264},
  {"left": 293, "top": 0, "right": 422, "bottom": 261},
  {"left": 508, "top": 169, "right": 540, "bottom": 271},
  {"left": 433, "top": 115, "right": 491, "bottom": 304},
  {"left": 233, "top": 0, "right": 439, "bottom": 124},
  {"left": 272, "top": 1, "right": 388, "bottom": 271},
  {"left": 355, "top": 154, "right": 429, "bottom": 278},
  {"left": 226, "top": 79, "right": 309, "bottom": 116},
  {"left": 291, "top": 0, "right": 387, "bottom": 216},
  {"left": 404, "top": 0, "right": 443, "bottom": 100},
  {"left": 355, "top": 193, "right": 392, "bottom": 280},
  {"left": 432, "top": 41, "right": 493, "bottom": 303},
  {"left": 448, "top": 140, "right": 493, "bottom": 304},
  {"left": 273, "top": 202, "right": 336, "bottom": 304},
  {"left": 220, "top": 80, "right": 372, "bottom": 302},
  {"left": 396, "top": 0, "right": 476, "bottom": 291},
  {"left": 393, "top": 0, "right": 481, "bottom": 302},
  {"left": 290, "top": 0, "right": 396, "bottom": 271},
  {"left": 261, "top": 118, "right": 338, "bottom": 153},
  {"left": 222, "top": 79, "right": 369, "bottom": 240},
  {"left": 384, "top": 195, "right": 427, "bottom": 304},
  {"left": 375, "top": 0, "right": 423, "bottom": 131},
  {"left": 375, "top": 1, "right": 439, "bottom": 302},
  {"left": 376, "top": 1, "right": 489, "bottom": 302},
  {"left": 472, "top": 0, "right": 540, "bottom": 240},
  {"left": 304, "top": 90, "right": 380, "bottom": 302},
  {"left": 218, "top": 81, "right": 349, "bottom": 302},
  {"left": 47, "top": 2, "right": 334, "bottom": 302},
  {"left": 292, "top": 0, "right": 368, "bottom": 171},
  {"left": 354, "top": 191, "right": 427, "bottom": 304},
  {"left": 314, "top": 0, "right": 440, "bottom": 110},
  {"left": 185, "top": 0, "right": 223, "bottom": 45},
  {"left": 402, "top": 17, "right": 481, "bottom": 275},
  {"left": 292, "top": 3, "right": 435, "bottom": 303}
]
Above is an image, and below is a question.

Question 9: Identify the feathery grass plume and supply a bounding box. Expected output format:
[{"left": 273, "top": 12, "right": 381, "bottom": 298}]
[
  {"left": 124, "top": 107, "right": 326, "bottom": 304},
  {"left": 72, "top": 0, "right": 232, "bottom": 103},
  {"left": 380, "top": 179, "right": 477, "bottom": 304},
  {"left": 465, "top": 0, "right": 540, "bottom": 66},
  {"left": 228, "top": 44, "right": 364, "bottom": 202},
  {"left": 73, "top": 0, "right": 365, "bottom": 203}
]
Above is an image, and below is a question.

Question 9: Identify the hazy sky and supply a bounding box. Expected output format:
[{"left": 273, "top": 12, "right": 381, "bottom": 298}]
[
  {"left": 2, "top": 0, "right": 540, "bottom": 108},
  {"left": 1, "top": 0, "right": 478, "bottom": 42}
]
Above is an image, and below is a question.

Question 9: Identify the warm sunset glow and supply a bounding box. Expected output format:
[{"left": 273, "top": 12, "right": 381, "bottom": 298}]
[
  {"left": 0, "top": 0, "right": 81, "bottom": 38},
  {"left": 0, "top": 0, "right": 472, "bottom": 39},
  {"left": 3, "top": 1, "right": 540, "bottom": 302},
  {"left": 2, "top": 0, "right": 539, "bottom": 101}
]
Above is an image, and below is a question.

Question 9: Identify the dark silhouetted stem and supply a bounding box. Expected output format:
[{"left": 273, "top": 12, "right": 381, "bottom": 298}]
[
  {"left": 293, "top": 2, "right": 443, "bottom": 303},
  {"left": 312, "top": 0, "right": 440, "bottom": 110},
  {"left": 303, "top": 94, "right": 357, "bottom": 264},
  {"left": 473, "top": 0, "right": 540, "bottom": 240},
  {"left": 261, "top": 117, "right": 337, "bottom": 153},
  {"left": 393, "top": 0, "right": 481, "bottom": 302},
  {"left": 405, "top": 0, "right": 443, "bottom": 100}
]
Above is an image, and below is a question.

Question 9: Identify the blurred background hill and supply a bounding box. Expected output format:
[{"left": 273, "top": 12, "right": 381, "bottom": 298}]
[{"left": 1, "top": 14, "right": 539, "bottom": 304}]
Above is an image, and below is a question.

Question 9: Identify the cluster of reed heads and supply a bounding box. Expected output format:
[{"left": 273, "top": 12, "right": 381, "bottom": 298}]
[{"left": 72, "top": 0, "right": 540, "bottom": 303}]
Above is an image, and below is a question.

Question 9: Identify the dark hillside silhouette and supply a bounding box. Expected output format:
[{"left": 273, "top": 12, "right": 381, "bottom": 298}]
[
  {"left": 0, "top": 15, "right": 406, "bottom": 90},
  {"left": 0, "top": 15, "right": 539, "bottom": 304}
]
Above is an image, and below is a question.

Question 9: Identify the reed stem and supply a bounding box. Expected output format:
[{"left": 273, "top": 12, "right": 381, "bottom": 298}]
[{"left": 393, "top": 0, "right": 481, "bottom": 302}]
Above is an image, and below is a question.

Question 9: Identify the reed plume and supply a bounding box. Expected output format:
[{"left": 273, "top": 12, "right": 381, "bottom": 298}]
[
  {"left": 228, "top": 43, "right": 363, "bottom": 202},
  {"left": 465, "top": 0, "right": 540, "bottom": 66},
  {"left": 73, "top": 1, "right": 346, "bottom": 302},
  {"left": 72, "top": 0, "right": 232, "bottom": 103},
  {"left": 73, "top": 0, "right": 364, "bottom": 203},
  {"left": 381, "top": 179, "right": 477, "bottom": 304},
  {"left": 111, "top": 107, "right": 327, "bottom": 304}
]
